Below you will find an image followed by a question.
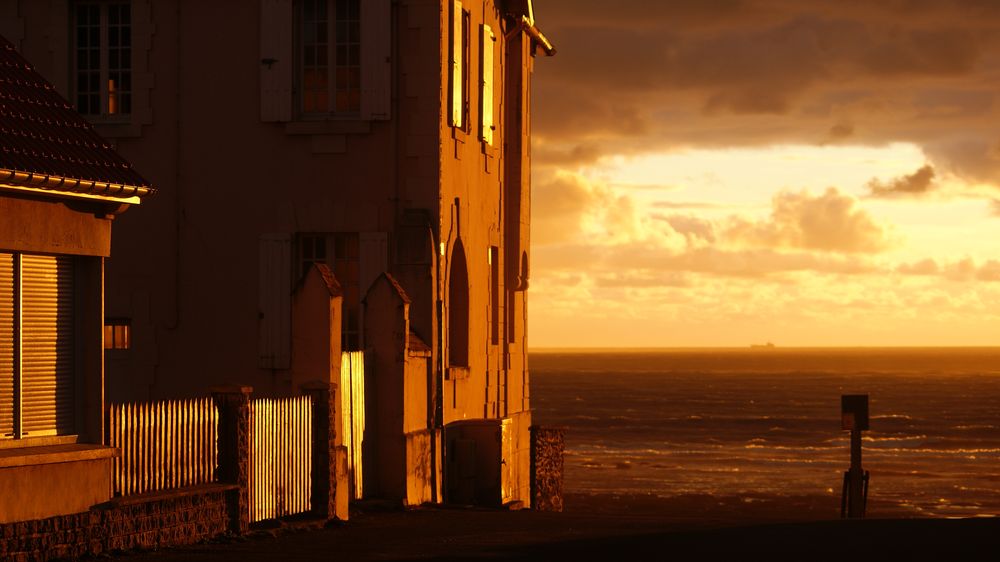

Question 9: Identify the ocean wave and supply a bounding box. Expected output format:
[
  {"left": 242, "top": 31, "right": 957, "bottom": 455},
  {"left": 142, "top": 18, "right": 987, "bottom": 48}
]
[
  {"left": 743, "top": 443, "right": 840, "bottom": 452},
  {"left": 873, "top": 414, "right": 914, "bottom": 421},
  {"left": 953, "top": 424, "right": 997, "bottom": 431}
]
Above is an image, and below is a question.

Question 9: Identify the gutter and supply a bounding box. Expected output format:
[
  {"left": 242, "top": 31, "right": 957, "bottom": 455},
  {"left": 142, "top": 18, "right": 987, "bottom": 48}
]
[
  {"left": 505, "top": 16, "right": 556, "bottom": 57},
  {"left": 0, "top": 168, "right": 154, "bottom": 203}
]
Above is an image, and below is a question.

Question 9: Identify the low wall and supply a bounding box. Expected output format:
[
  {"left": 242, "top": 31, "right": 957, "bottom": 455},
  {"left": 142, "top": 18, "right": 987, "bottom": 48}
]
[
  {"left": 530, "top": 426, "right": 565, "bottom": 512},
  {"left": 0, "top": 483, "right": 236, "bottom": 562}
]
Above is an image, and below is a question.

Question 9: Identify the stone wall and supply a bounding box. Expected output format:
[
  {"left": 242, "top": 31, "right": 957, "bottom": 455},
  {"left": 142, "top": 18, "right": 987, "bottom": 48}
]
[
  {"left": 530, "top": 426, "right": 565, "bottom": 512},
  {"left": 0, "top": 484, "right": 235, "bottom": 562}
]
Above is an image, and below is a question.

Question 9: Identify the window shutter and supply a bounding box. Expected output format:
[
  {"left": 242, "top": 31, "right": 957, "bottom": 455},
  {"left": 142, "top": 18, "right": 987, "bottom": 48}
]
[
  {"left": 259, "top": 234, "right": 292, "bottom": 369},
  {"left": 361, "top": 0, "right": 391, "bottom": 120},
  {"left": 20, "top": 255, "right": 74, "bottom": 437},
  {"left": 450, "top": 0, "right": 463, "bottom": 127},
  {"left": 0, "top": 253, "right": 14, "bottom": 439},
  {"left": 480, "top": 24, "right": 495, "bottom": 144},
  {"left": 260, "top": 0, "right": 293, "bottom": 122}
]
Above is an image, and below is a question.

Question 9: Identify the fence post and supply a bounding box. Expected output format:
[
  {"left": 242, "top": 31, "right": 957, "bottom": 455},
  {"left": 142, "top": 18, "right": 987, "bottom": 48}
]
[
  {"left": 212, "top": 385, "right": 253, "bottom": 534},
  {"left": 530, "top": 425, "right": 565, "bottom": 512},
  {"left": 302, "top": 381, "right": 340, "bottom": 520}
]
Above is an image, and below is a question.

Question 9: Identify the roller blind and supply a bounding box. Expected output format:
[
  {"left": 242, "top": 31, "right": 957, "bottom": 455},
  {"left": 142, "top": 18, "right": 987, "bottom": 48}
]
[
  {"left": 20, "top": 255, "right": 75, "bottom": 437},
  {"left": 0, "top": 253, "right": 14, "bottom": 439}
]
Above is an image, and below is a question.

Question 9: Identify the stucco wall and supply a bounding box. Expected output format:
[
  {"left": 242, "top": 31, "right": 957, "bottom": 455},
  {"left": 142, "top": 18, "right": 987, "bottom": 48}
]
[
  {"left": 0, "top": 456, "right": 112, "bottom": 524},
  {"left": 0, "top": 195, "right": 111, "bottom": 257}
]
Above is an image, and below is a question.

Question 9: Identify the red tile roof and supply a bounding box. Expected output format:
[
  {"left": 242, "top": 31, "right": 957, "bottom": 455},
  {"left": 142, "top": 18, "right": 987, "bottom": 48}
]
[{"left": 0, "top": 35, "right": 152, "bottom": 201}]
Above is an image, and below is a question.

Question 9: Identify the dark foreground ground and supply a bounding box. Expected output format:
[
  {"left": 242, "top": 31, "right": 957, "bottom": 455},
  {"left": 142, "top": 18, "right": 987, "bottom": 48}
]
[{"left": 117, "top": 493, "right": 998, "bottom": 562}]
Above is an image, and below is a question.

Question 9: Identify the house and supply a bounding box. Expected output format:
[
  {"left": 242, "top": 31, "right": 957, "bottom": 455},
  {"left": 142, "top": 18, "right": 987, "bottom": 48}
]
[
  {"left": 7, "top": 0, "right": 553, "bottom": 508},
  {"left": 0, "top": 34, "right": 152, "bottom": 523}
]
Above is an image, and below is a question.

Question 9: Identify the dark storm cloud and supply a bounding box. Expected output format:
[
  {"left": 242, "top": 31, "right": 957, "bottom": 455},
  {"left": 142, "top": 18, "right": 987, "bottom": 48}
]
[{"left": 532, "top": 0, "right": 1000, "bottom": 186}]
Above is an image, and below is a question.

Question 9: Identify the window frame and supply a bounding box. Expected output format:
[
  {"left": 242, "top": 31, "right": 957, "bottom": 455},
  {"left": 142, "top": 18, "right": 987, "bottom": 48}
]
[
  {"left": 103, "top": 318, "right": 131, "bottom": 351},
  {"left": 295, "top": 0, "right": 363, "bottom": 118},
  {"left": 1, "top": 252, "right": 77, "bottom": 442},
  {"left": 70, "top": 0, "right": 133, "bottom": 121},
  {"left": 449, "top": 1, "right": 471, "bottom": 131}
]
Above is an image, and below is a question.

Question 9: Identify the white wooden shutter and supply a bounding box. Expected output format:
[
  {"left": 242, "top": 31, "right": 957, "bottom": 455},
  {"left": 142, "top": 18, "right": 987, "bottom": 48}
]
[
  {"left": 20, "top": 255, "right": 74, "bottom": 437},
  {"left": 361, "top": 0, "right": 391, "bottom": 120},
  {"left": 259, "top": 234, "right": 292, "bottom": 369},
  {"left": 260, "top": 0, "right": 293, "bottom": 122},
  {"left": 480, "top": 24, "right": 495, "bottom": 144},
  {"left": 450, "top": 0, "right": 463, "bottom": 127},
  {"left": 0, "top": 253, "right": 14, "bottom": 439}
]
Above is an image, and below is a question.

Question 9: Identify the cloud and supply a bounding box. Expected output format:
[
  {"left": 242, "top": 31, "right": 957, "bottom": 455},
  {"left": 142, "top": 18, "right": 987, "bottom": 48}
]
[
  {"left": 866, "top": 165, "right": 937, "bottom": 197},
  {"left": 534, "top": 242, "right": 878, "bottom": 280},
  {"left": 724, "top": 188, "right": 894, "bottom": 253},
  {"left": 895, "top": 257, "right": 1000, "bottom": 282},
  {"left": 990, "top": 199, "right": 1000, "bottom": 216},
  {"left": 826, "top": 123, "right": 855, "bottom": 142},
  {"left": 532, "top": 174, "right": 893, "bottom": 285},
  {"left": 655, "top": 215, "right": 718, "bottom": 244},
  {"left": 896, "top": 258, "right": 940, "bottom": 275},
  {"left": 652, "top": 201, "right": 731, "bottom": 210},
  {"left": 531, "top": 171, "right": 648, "bottom": 245},
  {"left": 531, "top": 1, "right": 1000, "bottom": 187}
]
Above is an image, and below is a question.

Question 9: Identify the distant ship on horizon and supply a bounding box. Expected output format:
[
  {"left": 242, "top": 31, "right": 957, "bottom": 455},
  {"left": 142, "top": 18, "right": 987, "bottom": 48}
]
[{"left": 750, "top": 342, "right": 777, "bottom": 349}]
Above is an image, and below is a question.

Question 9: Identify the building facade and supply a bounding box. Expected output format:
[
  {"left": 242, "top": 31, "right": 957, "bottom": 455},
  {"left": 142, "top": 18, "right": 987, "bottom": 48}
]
[
  {"left": 5, "top": 0, "right": 552, "bottom": 507},
  {"left": 0, "top": 34, "right": 152, "bottom": 522}
]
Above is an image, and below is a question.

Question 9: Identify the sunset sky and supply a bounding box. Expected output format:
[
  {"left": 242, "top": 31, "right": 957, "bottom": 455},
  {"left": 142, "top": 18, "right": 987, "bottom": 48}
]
[{"left": 528, "top": 0, "right": 1000, "bottom": 348}]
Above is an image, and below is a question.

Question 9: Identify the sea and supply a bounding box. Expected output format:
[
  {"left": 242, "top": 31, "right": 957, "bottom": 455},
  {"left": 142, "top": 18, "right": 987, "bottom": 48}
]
[{"left": 529, "top": 348, "right": 1000, "bottom": 519}]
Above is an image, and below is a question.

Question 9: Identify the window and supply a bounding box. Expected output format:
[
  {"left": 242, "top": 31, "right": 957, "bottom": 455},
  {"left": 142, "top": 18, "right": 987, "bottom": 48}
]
[
  {"left": 297, "top": 233, "right": 361, "bottom": 350},
  {"left": 1, "top": 252, "right": 76, "bottom": 440},
  {"left": 72, "top": 1, "right": 131, "bottom": 117},
  {"left": 490, "top": 246, "right": 499, "bottom": 345},
  {"left": 103, "top": 318, "right": 131, "bottom": 350},
  {"left": 448, "top": 241, "right": 469, "bottom": 367},
  {"left": 260, "top": 0, "right": 390, "bottom": 122},
  {"left": 479, "top": 24, "right": 495, "bottom": 144},
  {"left": 449, "top": 1, "right": 470, "bottom": 130},
  {"left": 298, "top": 0, "right": 361, "bottom": 115}
]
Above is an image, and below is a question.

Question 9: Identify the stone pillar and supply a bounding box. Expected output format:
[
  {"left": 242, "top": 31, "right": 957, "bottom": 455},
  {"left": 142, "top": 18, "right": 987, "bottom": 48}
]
[
  {"left": 302, "top": 381, "right": 341, "bottom": 520},
  {"left": 530, "top": 426, "right": 565, "bottom": 512},
  {"left": 212, "top": 385, "right": 252, "bottom": 534}
]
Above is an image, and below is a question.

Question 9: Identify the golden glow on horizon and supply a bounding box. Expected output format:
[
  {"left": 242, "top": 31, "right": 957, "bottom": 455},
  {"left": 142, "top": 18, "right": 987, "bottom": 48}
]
[{"left": 531, "top": 143, "right": 1000, "bottom": 348}]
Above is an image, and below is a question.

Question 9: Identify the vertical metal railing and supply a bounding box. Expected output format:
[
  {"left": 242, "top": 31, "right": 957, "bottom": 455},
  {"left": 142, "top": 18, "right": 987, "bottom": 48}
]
[
  {"left": 107, "top": 398, "right": 218, "bottom": 496},
  {"left": 248, "top": 395, "right": 312, "bottom": 522},
  {"left": 341, "top": 350, "right": 366, "bottom": 499}
]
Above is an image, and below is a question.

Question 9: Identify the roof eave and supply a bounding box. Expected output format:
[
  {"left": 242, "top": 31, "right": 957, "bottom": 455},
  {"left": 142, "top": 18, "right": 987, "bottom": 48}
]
[{"left": 0, "top": 168, "right": 154, "bottom": 205}]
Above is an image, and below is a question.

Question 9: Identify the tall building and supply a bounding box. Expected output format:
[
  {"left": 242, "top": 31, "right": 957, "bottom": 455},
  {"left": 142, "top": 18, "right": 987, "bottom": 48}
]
[{"left": 6, "top": 0, "right": 553, "bottom": 506}]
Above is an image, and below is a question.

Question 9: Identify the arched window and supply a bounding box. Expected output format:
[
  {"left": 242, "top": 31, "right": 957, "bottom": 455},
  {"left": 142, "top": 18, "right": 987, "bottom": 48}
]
[{"left": 448, "top": 240, "right": 469, "bottom": 367}]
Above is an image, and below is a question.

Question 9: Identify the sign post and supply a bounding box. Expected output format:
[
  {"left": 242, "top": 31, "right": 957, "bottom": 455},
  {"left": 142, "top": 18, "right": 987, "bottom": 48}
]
[{"left": 840, "top": 394, "right": 870, "bottom": 519}]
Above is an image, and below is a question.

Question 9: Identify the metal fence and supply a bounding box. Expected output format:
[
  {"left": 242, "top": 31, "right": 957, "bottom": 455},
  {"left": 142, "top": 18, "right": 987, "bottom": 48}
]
[
  {"left": 249, "top": 396, "right": 312, "bottom": 522},
  {"left": 107, "top": 398, "right": 218, "bottom": 496},
  {"left": 341, "top": 350, "right": 366, "bottom": 499}
]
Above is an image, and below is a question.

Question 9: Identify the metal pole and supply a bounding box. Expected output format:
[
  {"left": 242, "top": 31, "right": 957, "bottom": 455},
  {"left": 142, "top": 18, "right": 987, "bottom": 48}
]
[{"left": 848, "top": 428, "right": 864, "bottom": 518}]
